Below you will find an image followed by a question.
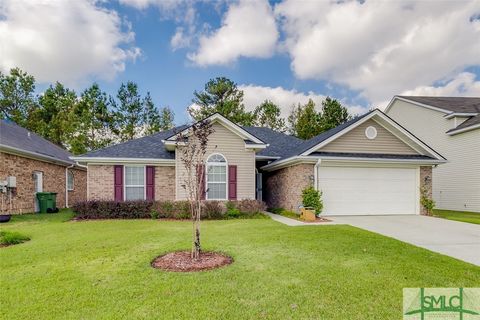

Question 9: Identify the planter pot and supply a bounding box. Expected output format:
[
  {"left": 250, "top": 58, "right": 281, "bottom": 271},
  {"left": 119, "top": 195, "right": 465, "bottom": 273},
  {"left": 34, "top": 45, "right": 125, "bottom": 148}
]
[{"left": 0, "top": 214, "right": 12, "bottom": 223}]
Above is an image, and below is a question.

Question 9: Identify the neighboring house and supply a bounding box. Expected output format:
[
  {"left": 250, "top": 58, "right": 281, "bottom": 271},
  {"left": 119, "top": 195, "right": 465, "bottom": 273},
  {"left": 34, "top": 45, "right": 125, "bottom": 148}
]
[
  {"left": 0, "top": 120, "right": 87, "bottom": 214},
  {"left": 385, "top": 96, "right": 480, "bottom": 213},
  {"left": 72, "top": 111, "right": 445, "bottom": 216}
]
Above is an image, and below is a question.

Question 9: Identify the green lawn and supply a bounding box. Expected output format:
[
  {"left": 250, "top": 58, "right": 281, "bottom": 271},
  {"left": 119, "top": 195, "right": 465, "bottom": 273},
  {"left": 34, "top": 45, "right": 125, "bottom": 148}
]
[
  {"left": 433, "top": 209, "right": 480, "bottom": 225},
  {"left": 1, "top": 212, "right": 479, "bottom": 319}
]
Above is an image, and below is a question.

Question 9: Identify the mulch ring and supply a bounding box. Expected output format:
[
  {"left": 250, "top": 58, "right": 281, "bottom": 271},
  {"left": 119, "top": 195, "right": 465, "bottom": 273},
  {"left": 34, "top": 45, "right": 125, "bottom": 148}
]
[{"left": 151, "top": 251, "right": 233, "bottom": 272}]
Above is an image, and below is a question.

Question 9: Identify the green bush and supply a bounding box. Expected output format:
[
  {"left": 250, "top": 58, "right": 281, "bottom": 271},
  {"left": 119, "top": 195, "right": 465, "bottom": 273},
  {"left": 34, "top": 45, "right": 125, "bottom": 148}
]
[
  {"left": 301, "top": 186, "right": 323, "bottom": 214},
  {"left": 0, "top": 231, "right": 30, "bottom": 245},
  {"left": 202, "top": 201, "right": 225, "bottom": 219}
]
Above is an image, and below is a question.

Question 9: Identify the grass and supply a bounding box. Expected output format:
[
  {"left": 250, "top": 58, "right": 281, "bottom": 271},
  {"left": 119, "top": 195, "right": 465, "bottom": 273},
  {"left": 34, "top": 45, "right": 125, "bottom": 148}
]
[
  {"left": 1, "top": 211, "right": 479, "bottom": 319},
  {"left": 432, "top": 209, "right": 480, "bottom": 225},
  {"left": 0, "top": 230, "right": 30, "bottom": 245}
]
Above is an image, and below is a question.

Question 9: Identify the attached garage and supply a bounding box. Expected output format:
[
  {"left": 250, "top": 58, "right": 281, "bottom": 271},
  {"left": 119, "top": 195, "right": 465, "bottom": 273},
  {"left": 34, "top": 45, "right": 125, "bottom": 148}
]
[{"left": 317, "top": 165, "right": 419, "bottom": 215}]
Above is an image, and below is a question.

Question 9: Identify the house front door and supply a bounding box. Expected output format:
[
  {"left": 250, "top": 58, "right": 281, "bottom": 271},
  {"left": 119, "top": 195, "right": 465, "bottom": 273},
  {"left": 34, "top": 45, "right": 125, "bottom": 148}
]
[
  {"left": 33, "top": 171, "right": 43, "bottom": 212},
  {"left": 256, "top": 172, "right": 263, "bottom": 201}
]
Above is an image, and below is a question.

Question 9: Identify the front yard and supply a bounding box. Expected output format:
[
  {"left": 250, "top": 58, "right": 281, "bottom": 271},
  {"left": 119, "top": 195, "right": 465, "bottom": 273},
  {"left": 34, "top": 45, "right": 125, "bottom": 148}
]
[{"left": 1, "top": 212, "right": 478, "bottom": 319}]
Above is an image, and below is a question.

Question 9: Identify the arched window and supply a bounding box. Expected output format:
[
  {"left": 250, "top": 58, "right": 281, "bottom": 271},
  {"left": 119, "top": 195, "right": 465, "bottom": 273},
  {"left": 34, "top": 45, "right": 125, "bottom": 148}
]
[
  {"left": 206, "top": 153, "right": 227, "bottom": 200},
  {"left": 67, "top": 170, "right": 74, "bottom": 191}
]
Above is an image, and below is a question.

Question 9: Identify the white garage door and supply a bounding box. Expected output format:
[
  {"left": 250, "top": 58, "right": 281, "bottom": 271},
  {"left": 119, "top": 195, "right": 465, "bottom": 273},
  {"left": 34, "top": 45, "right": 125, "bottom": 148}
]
[{"left": 318, "top": 166, "right": 418, "bottom": 215}]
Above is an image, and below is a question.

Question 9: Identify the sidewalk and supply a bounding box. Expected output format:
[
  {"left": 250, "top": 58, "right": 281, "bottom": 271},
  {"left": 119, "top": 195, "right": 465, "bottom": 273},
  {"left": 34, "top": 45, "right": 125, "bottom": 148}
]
[{"left": 264, "top": 212, "right": 341, "bottom": 226}]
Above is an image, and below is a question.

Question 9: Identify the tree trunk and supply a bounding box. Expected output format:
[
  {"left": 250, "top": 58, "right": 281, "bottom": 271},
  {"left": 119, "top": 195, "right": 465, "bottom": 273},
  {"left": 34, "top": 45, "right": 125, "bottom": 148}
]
[{"left": 192, "top": 200, "right": 201, "bottom": 260}]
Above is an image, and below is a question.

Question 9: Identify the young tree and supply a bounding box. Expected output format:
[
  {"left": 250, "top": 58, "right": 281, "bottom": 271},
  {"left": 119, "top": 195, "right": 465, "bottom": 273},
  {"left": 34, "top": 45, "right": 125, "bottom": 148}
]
[
  {"left": 111, "top": 81, "right": 144, "bottom": 141},
  {"left": 0, "top": 68, "right": 37, "bottom": 129},
  {"left": 288, "top": 99, "right": 322, "bottom": 139},
  {"left": 175, "top": 120, "right": 215, "bottom": 260},
  {"left": 253, "top": 100, "right": 286, "bottom": 132},
  {"left": 190, "top": 77, "right": 253, "bottom": 125},
  {"left": 71, "top": 83, "right": 114, "bottom": 154},
  {"left": 318, "top": 97, "right": 352, "bottom": 132},
  {"left": 32, "top": 82, "right": 77, "bottom": 148}
]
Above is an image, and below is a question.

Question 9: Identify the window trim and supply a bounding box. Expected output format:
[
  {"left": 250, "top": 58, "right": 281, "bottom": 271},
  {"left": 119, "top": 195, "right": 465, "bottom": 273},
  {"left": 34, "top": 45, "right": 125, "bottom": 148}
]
[
  {"left": 123, "top": 165, "right": 146, "bottom": 201},
  {"left": 67, "top": 170, "right": 74, "bottom": 191},
  {"left": 205, "top": 153, "right": 228, "bottom": 201}
]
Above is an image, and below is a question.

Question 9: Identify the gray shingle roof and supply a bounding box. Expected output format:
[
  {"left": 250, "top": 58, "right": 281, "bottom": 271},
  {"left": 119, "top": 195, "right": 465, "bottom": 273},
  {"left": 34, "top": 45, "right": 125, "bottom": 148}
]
[
  {"left": 0, "top": 119, "right": 73, "bottom": 164},
  {"left": 80, "top": 125, "right": 187, "bottom": 159},
  {"left": 398, "top": 96, "right": 480, "bottom": 133},
  {"left": 242, "top": 126, "right": 304, "bottom": 158},
  {"left": 398, "top": 96, "right": 480, "bottom": 113}
]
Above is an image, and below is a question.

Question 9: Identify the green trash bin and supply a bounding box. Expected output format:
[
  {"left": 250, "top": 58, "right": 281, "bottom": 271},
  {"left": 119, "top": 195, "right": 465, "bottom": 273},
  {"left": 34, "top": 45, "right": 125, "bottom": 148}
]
[{"left": 36, "top": 192, "right": 57, "bottom": 213}]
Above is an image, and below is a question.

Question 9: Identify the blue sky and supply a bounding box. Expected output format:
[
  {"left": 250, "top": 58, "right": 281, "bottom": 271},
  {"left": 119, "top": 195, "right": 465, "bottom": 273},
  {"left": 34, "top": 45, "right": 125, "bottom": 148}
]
[{"left": 1, "top": 0, "right": 479, "bottom": 124}]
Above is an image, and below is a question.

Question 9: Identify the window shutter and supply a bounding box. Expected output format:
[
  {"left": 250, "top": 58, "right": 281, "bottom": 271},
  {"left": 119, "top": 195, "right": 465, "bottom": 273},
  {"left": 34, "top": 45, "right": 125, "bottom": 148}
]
[
  {"left": 228, "top": 165, "right": 237, "bottom": 200},
  {"left": 114, "top": 165, "right": 124, "bottom": 202},
  {"left": 146, "top": 166, "right": 155, "bottom": 201},
  {"left": 197, "top": 164, "right": 206, "bottom": 200}
]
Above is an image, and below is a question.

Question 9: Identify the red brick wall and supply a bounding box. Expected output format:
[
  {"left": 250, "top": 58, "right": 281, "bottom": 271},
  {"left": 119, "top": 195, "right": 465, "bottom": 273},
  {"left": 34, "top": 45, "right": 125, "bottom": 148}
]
[
  {"left": 0, "top": 152, "right": 86, "bottom": 214},
  {"left": 264, "top": 164, "right": 314, "bottom": 212}
]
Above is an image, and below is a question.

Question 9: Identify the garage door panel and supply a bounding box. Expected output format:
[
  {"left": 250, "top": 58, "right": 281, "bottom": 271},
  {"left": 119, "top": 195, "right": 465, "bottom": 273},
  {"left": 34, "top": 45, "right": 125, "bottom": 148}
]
[{"left": 318, "top": 166, "right": 418, "bottom": 215}]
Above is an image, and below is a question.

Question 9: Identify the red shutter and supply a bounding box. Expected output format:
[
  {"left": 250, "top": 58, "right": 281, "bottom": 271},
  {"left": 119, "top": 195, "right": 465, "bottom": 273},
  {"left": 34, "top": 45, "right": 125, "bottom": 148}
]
[
  {"left": 114, "top": 165, "right": 124, "bottom": 202},
  {"left": 228, "top": 165, "right": 237, "bottom": 200},
  {"left": 197, "top": 164, "right": 206, "bottom": 200},
  {"left": 146, "top": 166, "right": 155, "bottom": 201}
]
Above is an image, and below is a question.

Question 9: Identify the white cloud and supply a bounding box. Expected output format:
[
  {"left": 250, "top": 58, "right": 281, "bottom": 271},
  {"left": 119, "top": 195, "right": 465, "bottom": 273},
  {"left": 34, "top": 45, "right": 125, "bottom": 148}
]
[
  {"left": 240, "top": 84, "right": 367, "bottom": 118},
  {"left": 188, "top": 0, "right": 278, "bottom": 66},
  {"left": 0, "top": 0, "right": 140, "bottom": 85},
  {"left": 275, "top": 0, "right": 480, "bottom": 105},
  {"left": 401, "top": 72, "right": 480, "bottom": 97}
]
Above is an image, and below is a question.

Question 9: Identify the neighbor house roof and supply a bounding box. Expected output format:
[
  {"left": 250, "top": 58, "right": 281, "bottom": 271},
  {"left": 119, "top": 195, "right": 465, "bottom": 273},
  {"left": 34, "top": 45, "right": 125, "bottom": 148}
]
[
  {"left": 0, "top": 119, "right": 75, "bottom": 165},
  {"left": 388, "top": 96, "right": 480, "bottom": 135}
]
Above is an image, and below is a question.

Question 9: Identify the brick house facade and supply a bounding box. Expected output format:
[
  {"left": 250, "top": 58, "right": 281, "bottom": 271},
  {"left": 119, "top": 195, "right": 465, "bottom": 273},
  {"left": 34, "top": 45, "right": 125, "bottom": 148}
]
[{"left": 0, "top": 152, "right": 86, "bottom": 214}]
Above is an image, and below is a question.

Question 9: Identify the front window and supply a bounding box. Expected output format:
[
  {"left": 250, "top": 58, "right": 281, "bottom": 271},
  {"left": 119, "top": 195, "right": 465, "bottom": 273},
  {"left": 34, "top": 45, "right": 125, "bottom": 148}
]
[
  {"left": 125, "top": 166, "right": 145, "bottom": 201},
  {"left": 206, "top": 154, "right": 227, "bottom": 200},
  {"left": 67, "top": 170, "right": 74, "bottom": 191}
]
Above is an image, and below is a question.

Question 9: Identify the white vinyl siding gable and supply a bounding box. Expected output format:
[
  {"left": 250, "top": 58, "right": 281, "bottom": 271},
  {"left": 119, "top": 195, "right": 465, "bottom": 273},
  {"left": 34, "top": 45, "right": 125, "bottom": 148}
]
[
  {"left": 318, "top": 119, "right": 419, "bottom": 155},
  {"left": 387, "top": 99, "right": 480, "bottom": 212}
]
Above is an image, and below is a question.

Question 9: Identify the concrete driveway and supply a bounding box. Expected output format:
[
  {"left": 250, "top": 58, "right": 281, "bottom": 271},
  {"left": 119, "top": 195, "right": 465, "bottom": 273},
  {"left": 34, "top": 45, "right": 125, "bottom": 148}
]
[{"left": 330, "top": 215, "right": 480, "bottom": 266}]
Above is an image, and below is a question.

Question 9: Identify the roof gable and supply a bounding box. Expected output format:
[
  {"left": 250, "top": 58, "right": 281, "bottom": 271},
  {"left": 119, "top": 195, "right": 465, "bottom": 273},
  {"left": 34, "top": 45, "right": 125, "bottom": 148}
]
[{"left": 316, "top": 118, "right": 419, "bottom": 155}]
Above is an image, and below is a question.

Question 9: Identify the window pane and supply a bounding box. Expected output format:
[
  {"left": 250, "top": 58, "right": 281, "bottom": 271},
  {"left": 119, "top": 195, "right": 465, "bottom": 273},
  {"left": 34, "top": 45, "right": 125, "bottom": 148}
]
[
  {"left": 207, "top": 154, "right": 226, "bottom": 162},
  {"left": 125, "top": 166, "right": 144, "bottom": 185},
  {"left": 207, "top": 183, "right": 226, "bottom": 199},
  {"left": 67, "top": 172, "right": 74, "bottom": 190},
  {"left": 125, "top": 187, "right": 144, "bottom": 200}
]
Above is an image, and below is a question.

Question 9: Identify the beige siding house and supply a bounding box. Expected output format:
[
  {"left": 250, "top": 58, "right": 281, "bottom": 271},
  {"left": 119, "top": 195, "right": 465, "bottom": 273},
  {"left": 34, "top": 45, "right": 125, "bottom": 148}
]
[
  {"left": 73, "top": 111, "right": 445, "bottom": 216},
  {"left": 385, "top": 96, "right": 480, "bottom": 212}
]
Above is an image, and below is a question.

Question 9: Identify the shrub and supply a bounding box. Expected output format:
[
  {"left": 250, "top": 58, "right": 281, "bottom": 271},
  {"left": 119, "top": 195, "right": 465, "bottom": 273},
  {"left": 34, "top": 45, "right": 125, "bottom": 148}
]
[
  {"left": 301, "top": 186, "right": 323, "bottom": 214},
  {"left": 235, "top": 199, "right": 267, "bottom": 216},
  {"left": 202, "top": 201, "right": 226, "bottom": 220},
  {"left": 72, "top": 200, "right": 154, "bottom": 219},
  {"left": 420, "top": 187, "right": 435, "bottom": 215},
  {"left": 0, "top": 231, "right": 30, "bottom": 245}
]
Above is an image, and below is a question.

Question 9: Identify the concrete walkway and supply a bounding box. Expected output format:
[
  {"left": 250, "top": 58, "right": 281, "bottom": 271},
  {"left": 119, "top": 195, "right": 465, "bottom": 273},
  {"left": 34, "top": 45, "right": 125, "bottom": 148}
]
[
  {"left": 264, "top": 212, "right": 340, "bottom": 226},
  {"left": 266, "top": 212, "right": 480, "bottom": 266}
]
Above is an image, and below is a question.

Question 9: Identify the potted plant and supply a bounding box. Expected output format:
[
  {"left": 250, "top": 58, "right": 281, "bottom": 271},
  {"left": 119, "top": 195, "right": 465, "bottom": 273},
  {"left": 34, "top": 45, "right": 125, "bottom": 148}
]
[{"left": 301, "top": 185, "right": 323, "bottom": 221}]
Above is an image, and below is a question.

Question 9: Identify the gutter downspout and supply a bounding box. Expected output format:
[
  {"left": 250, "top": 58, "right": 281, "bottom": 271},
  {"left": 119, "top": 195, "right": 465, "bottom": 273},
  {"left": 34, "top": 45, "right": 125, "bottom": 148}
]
[
  {"left": 313, "top": 159, "right": 322, "bottom": 191},
  {"left": 65, "top": 164, "right": 74, "bottom": 208}
]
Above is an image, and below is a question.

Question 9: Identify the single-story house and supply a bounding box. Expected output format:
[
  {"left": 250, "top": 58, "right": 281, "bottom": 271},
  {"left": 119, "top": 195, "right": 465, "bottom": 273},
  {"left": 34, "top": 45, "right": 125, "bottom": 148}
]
[
  {"left": 72, "top": 110, "right": 446, "bottom": 216},
  {"left": 0, "top": 119, "right": 87, "bottom": 214},
  {"left": 385, "top": 96, "right": 480, "bottom": 212}
]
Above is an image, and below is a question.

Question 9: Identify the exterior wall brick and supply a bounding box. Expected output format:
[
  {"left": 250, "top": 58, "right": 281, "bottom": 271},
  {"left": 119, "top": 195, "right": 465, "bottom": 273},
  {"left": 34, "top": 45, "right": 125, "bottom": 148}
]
[
  {"left": 68, "top": 168, "right": 87, "bottom": 206},
  {"left": 264, "top": 164, "right": 314, "bottom": 212},
  {"left": 87, "top": 165, "right": 176, "bottom": 201},
  {"left": 420, "top": 166, "right": 433, "bottom": 215},
  {"left": 0, "top": 152, "right": 86, "bottom": 214},
  {"left": 155, "top": 166, "right": 175, "bottom": 201},
  {"left": 87, "top": 165, "right": 114, "bottom": 200}
]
